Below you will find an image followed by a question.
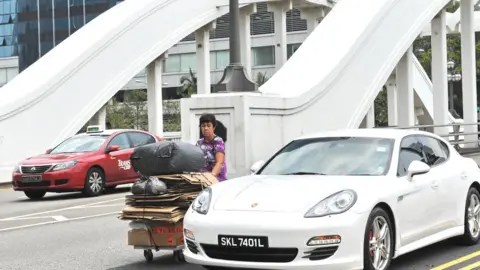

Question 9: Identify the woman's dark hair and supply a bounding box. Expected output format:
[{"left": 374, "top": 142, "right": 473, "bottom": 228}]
[{"left": 199, "top": 113, "right": 216, "bottom": 127}]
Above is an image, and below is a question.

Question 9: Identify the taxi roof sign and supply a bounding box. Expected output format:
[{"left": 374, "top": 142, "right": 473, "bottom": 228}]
[{"left": 86, "top": 125, "right": 103, "bottom": 133}]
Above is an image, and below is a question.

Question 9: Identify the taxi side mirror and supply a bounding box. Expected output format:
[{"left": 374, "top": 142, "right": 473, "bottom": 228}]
[{"left": 107, "top": 145, "right": 121, "bottom": 153}]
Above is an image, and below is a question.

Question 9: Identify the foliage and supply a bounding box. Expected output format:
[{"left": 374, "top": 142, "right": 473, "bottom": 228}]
[
  {"left": 163, "top": 100, "right": 181, "bottom": 132},
  {"left": 256, "top": 72, "right": 269, "bottom": 86},
  {"left": 177, "top": 68, "right": 197, "bottom": 97},
  {"left": 374, "top": 87, "right": 388, "bottom": 126},
  {"left": 107, "top": 89, "right": 148, "bottom": 130}
]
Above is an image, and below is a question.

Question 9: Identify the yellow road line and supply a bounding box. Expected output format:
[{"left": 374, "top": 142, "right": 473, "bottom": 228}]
[
  {"left": 431, "top": 251, "right": 480, "bottom": 270},
  {"left": 459, "top": 261, "right": 480, "bottom": 270}
]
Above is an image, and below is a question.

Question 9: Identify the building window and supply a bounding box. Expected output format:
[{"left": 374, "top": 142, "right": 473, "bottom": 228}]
[
  {"left": 164, "top": 53, "right": 196, "bottom": 73},
  {"left": 210, "top": 50, "right": 229, "bottom": 70},
  {"left": 252, "top": 46, "right": 275, "bottom": 66},
  {"left": 287, "top": 43, "right": 301, "bottom": 59}
]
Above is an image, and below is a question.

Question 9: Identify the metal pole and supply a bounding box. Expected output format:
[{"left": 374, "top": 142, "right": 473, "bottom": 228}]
[
  {"left": 229, "top": 0, "right": 241, "bottom": 65},
  {"left": 449, "top": 81, "right": 454, "bottom": 110}
]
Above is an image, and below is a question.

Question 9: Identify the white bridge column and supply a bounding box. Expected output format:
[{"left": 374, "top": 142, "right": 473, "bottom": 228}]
[
  {"left": 195, "top": 22, "right": 215, "bottom": 95},
  {"left": 268, "top": 0, "right": 292, "bottom": 71},
  {"left": 386, "top": 78, "right": 398, "bottom": 126},
  {"left": 431, "top": 9, "right": 449, "bottom": 136},
  {"left": 396, "top": 47, "right": 415, "bottom": 127},
  {"left": 89, "top": 104, "right": 107, "bottom": 130},
  {"left": 366, "top": 105, "right": 375, "bottom": 128},
  {"left": 147, "top": 53, "right": 167, "bottom": 137},
  {"left": 240, "top": 5, "right": 256, "bottom": 77},
  {"left": 461, "top": 0, "right": 478, "bottom": 146},
  {"left": 300, "top": 7, "right": 325, "bottom": 36}
]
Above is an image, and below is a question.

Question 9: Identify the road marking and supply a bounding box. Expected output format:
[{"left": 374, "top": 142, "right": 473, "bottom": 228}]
[
  {"left": 459, "top": 261, "right": 480, "bottom": 270},
  {"left": 0, "top": 197, "right": 124, "bottom": 221},
  {"left": 51, "top": 216, "right": 68, "bottom": 221},
  {"left": 0, "top": 211, "right": 120, "bottom": 233},
  {"left": 80, "top": 203, "right": 125, "bottom": 208},
  {"left": 431, "top": 250, "right": 480, "bottom": 270},
  {"left": 1, "top": 216, "right": 54, "bottom": 221}
]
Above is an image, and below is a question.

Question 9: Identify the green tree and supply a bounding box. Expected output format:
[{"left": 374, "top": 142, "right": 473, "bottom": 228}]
[
  {"left": 177, "top": 68, "right": 197, "bottom": 97},
  {"left": 374, "top": 87, "right": 388, "bottom": 126},
  {"left": 256, "top": 72, "right": 269, "bottom": 86},
  {"left": 163, "top": 100, "right": 181, "bottom": 132},
  {"left": 107, "top": 89, "right": 148, "bottom": 130}
]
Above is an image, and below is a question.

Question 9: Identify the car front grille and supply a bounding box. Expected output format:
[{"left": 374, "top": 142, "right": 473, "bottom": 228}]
[
  {"left": 20, "top": 165, "right": 52, "bottom": 174},
  {"left": 201, "top": 244, "right": 298, "bottom": 263},
  {"left": 302, "top": 245, "right": 339, "bottom": 261}
]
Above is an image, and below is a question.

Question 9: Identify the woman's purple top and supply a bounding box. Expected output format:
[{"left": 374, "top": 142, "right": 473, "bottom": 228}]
[{"left": 196, "top": 136, "right": 227, "bottom": 181}]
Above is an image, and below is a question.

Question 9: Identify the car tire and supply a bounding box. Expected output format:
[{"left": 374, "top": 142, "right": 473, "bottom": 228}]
[
  {"left": 458, "top": 187, "right": 480, "bottom": 246},
  {"left": 24, "top": 190, "right": 46, "bottom": 200},
  {"left": 363, "top": 207, "right": 394, "bottom": 270},
  {"left": 83, "top": 167, "right": 105, "bottom": 197}
]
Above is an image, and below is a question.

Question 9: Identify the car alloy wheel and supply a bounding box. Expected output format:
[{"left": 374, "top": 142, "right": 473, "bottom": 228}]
[
  {"left": 369, "top": 216, "right": 391, "bottom": 270},
  {"left": 89, "top": 171, "right": 103, "bottom": 194},
  {"left": 467, "top": 192, "right": 480, "bottom": 239}
]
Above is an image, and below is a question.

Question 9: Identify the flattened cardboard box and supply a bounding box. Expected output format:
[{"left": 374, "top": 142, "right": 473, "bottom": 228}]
[{"left": 128, "top": 222, "right": 184, "bottom": 247}]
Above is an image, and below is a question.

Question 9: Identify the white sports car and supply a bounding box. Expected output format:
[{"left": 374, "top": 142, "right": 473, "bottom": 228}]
[{"left": 183, "top": 129, "right": 480, "bottom": 270}]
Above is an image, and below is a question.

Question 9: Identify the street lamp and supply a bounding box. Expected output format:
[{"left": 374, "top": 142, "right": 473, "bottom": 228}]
[{"left": 447, "top": 60, "right": 461, "bottom": 113}]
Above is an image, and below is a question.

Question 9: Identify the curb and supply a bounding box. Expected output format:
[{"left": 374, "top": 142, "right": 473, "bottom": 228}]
[{"left": 0, "top": 181, "right": 11, "bottom": 189}]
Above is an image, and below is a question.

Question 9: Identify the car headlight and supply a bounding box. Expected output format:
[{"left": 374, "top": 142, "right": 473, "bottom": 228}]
[
  {"left": 52, "top": 160, "right": 78, "bottom": 171},
  {"left": 192, "top": 188, "right": 212, "bottom": 215},
  {"left": 304, "top": 189, "right": 357, "bottom": 218},
  {"left": 13, "top": 164, "right": 20, "bottom": 173}
]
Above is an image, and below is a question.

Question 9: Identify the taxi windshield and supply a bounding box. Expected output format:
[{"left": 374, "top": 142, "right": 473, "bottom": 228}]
[
  {"left": 50, "top": 135, "right": 109, "bottom": 154},
  {"left": 258, "top": 136, "right": 395, "bottom": 176}
]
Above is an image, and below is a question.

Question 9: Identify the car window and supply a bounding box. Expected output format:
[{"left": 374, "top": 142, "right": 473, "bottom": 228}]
[
  {"left": 397, "top": 136, "right": 426, "bottom": 177},
  {"left": 258, "top": 136, "right": 395, "bottom": 176},
  {"left": 108, "top": 133, "right": 131, "bottom": 150},
  {"left": 128, "top": 132, "right": 156, "bottom": 147},
  {"left": 417, "top": 135, "right": 448, "bottom": 166},
  {"left": 50, "top": 134, "right": 109, "bottom": 154}
]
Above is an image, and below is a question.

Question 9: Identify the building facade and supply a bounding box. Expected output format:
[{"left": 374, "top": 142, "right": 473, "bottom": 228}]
[{"left": 0, "top": 1, "right": 309, "bottom": 93}]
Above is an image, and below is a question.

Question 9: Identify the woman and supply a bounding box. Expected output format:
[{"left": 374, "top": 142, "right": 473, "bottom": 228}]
[{"left": 196, "top": 114, "right": 227, "bottom": 181}]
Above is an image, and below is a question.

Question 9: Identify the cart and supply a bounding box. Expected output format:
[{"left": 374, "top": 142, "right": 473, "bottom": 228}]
[{"left": 133, "top": 245, "right": 186, "bottom": 263}]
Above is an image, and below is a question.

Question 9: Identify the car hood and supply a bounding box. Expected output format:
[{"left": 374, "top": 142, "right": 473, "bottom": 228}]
[
  {"left": 213, "top": 175, "right": 384, "bottom": 213},
  {"left": 22, "top": 152, "right": 94, "bottom": 164}
]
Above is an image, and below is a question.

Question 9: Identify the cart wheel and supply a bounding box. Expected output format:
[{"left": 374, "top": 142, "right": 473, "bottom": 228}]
[
  {"left": 144, "top": 249, "right": 154, "bottom": 262},
  {"left": 173, "top": 249, "right": 185, "bottom": 263}
]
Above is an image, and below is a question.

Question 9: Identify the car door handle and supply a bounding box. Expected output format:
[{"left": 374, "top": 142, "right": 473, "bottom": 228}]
[
  {"left": 461, "top": 172, "right": 468, "bottom": 180},
  {"left": 431, "top": 181, "right": 439, "bottom": 190}
]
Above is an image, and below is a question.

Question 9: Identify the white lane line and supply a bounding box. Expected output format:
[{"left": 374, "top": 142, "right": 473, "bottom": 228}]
[
  {"left": 1, "top": 216, "right": 54, "bottom": 221},
  {"left": 52, "top": 216, "right": 68, "bottom": 221},
  {"left": 0, "top": 197, "right": 124, "bottom": 221},
  {"left": 0, "top": 212, "right": 121, "bottom": 233},
  {"left": 81, "top": 204, "right": 125, "bottom": 208}
]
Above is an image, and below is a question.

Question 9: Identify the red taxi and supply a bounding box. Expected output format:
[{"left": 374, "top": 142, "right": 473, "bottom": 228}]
[{"left": 12, "top": 126, "right": 162, "bottom": 200}]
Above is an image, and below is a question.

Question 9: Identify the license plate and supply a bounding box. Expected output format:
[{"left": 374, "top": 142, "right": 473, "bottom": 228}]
[
  {"left": 21, "top": 175, "right": 42, "bottom": 183},
  {"left": 218, "top": 235, "right": 269, "bottom": 248}
]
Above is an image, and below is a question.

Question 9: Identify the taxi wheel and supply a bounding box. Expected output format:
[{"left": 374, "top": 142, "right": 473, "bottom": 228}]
[
  {"left": 24, "top": 190, "right": 46, "bottom": 200},
  {"left": 83, "top": 167, "right": 105, "bottom": 197}
]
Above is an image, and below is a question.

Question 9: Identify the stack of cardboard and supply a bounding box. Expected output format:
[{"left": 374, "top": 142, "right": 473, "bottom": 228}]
[{"left": 120, "top": 173, "right": 218, "bottom": 247}]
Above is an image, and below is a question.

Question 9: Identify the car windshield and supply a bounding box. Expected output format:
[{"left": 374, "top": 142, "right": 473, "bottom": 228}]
[
  {"left": 50, "top": 135, "right": 109, "bottom": 154},
  {"left": 258, "top": 136, "right": 395, "bottom": 176}
]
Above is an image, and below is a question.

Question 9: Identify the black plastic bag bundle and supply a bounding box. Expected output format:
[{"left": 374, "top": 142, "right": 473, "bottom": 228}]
[
  {"left": 130, "top": 141, "right": 205, "bottom": 176},
  {"left": 131, "top": 176, "right": 167, "bottom": 195}
]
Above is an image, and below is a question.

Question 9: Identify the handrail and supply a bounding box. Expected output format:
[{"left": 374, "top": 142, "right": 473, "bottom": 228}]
[{"left": 374, "top": 122, "right": 480, "bottom": 151}]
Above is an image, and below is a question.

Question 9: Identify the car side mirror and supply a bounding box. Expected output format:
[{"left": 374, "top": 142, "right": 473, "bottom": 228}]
[
  {"left": 107, "top": 145, "right": 121, "bottom": 153},
  {"left": 407, "top": 160, "right": 430, "bottom": 180},
  {"left": 45, "top": 148, "right": 52, "bottom": 154},
  {"left": 250, "top": 160, "right": 265, "bottom": 174}
]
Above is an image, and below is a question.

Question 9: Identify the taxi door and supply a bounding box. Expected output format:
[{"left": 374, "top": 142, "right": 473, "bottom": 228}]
[{"left": 105, "top": 133, "right": 135, "bottom": 182}]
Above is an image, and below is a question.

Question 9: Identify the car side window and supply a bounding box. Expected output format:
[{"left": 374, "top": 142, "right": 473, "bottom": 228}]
[
  {"left": 397, "top": 136, "right": 425, "bottom": 177},
  {"left": 417, "top": 135, "right": 448, "bottom": 167},
  {"left": 108, "top": 133, "right": 131, "bottom": 150},
  {"left": 128, "top": 132, "right": 156, "bottom": 147}
]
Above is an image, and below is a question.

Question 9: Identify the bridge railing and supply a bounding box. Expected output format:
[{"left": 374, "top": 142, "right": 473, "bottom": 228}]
[{"left": 375, "top": 122, "right": 480, "bottom": 151}]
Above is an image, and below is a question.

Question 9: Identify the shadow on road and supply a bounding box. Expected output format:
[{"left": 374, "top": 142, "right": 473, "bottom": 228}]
[
  {"left": 13, "top": 187, "right": 131, "bottom": 202},
  {"left": 107, "top": 253, "right": 196, "bottom": 270}
]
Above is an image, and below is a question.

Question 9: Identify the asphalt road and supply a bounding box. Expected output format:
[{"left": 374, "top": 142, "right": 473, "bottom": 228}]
[{"left": 0, "top": 186, "right": 479, "bottom": 270}]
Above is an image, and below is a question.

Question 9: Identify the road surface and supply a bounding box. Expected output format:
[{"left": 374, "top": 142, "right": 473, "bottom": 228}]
[{"left": 0, "top": 186, "right": 479, "bottom": 270}]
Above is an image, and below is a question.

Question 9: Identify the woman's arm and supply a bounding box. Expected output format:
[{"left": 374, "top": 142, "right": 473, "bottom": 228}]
[
  {"left": 212, "top": 152, "right": 225, "bottom": 176},
  {"left": 211, "top": 138, "right": 226, "bottom": 176}
]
